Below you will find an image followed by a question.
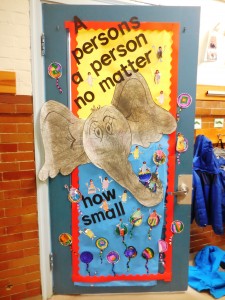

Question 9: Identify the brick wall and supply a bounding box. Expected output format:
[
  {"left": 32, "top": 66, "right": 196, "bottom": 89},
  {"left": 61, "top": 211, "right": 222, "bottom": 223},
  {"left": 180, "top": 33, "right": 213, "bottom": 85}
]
[
  {"left": 0, "top": 94, "right": 41, "bottom": 299},
  {"left": 190, "top": 85, "right": 225, "bottom": 253},
  {"left": 0, "top": 1, "right": 41, "bottom": 298},
  {"left": 190, "top": 222, "right": 225, "bottom": 253}
]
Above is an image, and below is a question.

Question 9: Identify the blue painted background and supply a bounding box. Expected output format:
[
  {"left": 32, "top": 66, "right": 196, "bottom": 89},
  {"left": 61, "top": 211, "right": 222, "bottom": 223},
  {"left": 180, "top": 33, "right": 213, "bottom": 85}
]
[{"left": 75, "top": 138, "right": 168, "bottom": 286}]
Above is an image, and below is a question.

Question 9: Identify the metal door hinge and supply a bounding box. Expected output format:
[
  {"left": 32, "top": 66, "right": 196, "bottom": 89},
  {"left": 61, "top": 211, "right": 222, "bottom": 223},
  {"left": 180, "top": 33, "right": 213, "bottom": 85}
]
[
  {"left": 41, "top": 33, "right": 45, "bottom": 56},
  {"left": 49, "top": 252, "right": 54, "bottom": 271}
]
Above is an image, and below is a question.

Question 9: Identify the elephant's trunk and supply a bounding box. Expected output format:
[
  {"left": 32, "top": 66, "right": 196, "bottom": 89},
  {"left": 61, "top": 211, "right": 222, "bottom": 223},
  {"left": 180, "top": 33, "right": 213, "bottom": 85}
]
[{"left": 100, "top": 156, "right": 163, "bottom": 207}]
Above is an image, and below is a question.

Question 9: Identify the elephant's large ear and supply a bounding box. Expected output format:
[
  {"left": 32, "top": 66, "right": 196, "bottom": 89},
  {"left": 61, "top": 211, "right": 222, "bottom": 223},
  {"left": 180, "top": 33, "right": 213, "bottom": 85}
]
[
  {"left": 38, "top": 100, "right": 90, "bottom": 181},
  {"left": 111, "top": 72, "right": 177, "bottom": 148}
]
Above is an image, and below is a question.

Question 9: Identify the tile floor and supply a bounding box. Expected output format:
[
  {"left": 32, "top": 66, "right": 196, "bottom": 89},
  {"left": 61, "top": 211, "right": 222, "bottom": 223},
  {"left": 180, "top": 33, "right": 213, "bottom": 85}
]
[
  {"left": 28, "top": 253, "right": 225, "bottom": 300},
  {"left": 29, "top": 289, "right": 225, "bottom": 300}
]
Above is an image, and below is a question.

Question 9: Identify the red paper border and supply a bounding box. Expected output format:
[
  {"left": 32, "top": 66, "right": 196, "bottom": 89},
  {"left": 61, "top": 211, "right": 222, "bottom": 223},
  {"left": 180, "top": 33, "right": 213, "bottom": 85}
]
[{"left": 65, "top": 20, "right": 179, "bottom": 283}]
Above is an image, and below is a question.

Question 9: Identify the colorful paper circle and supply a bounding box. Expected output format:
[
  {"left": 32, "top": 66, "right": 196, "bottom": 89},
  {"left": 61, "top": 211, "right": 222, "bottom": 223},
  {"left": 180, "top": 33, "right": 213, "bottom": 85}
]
[
  {"left": 147, "top": 210, "right": 160, "bottom": 227},
  {"left": 142, "top": 247, "right": 154, "bottom": 260},
  {"left": 48, "top": 62, "right": 62, "bottom": 79},
  {"left": 158, "top": 240, "right": 168, "bottom": 253},
  {"left": 80, "top": 251, "right": 93, "bottom": 264},
  {"left": 176, "top": 133, "right": 188, "bottom": 153},
  {"left": 115, "top": 224, "right": 128, "bottom": 236},
  {"left": 129, "top": 208, "right": 143, "bottom": 227},
  {"left": 153, "top": 149, "right": 166, "bottom": 165},
  {"left": 68, "top": 187, "right": 82, "bottom": 203},
  {"left": 138, "top": 172, "right": 151, "bottom": 185},
  {"left": 107, "top": 251, "right": 120, "bottom": 264},
  {"left": 177, "top": 93, "right": 192, "bottom": 109},
  {"left": 124, "top": 246, "right": 137, "bottom": 259},
  {"left": 96, "top": 237, "right": 109, "bottom": 251},
  {"left": 171, "top": 220, "right": 184, "bottom": 234},
  {"left": 58, "top": 233, "right": 72, "bottom": 246}
]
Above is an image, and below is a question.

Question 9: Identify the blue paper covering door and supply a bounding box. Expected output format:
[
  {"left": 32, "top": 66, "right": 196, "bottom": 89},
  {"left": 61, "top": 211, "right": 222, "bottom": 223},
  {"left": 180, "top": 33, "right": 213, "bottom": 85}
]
[{"left": 42, "top": 4, "right": 199, "bottom": 295}]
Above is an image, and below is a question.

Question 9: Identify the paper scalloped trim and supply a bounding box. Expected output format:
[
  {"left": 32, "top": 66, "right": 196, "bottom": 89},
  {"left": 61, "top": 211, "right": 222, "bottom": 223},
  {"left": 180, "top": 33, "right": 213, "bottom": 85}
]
[{"left": 68, "top": 20, "right": 178, "bottom": 284}]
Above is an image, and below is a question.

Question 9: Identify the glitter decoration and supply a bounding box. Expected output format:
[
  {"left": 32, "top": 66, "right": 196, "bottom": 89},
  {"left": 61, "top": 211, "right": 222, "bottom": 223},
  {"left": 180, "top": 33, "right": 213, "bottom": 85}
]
[
  {"left": 48, "top": 62, "right": 63, "bottom": 93},
  {"left": 124, "top": 246, "right": 137, "bottom": 272},
  {"left": 147, "top": 210, "right": 160, "bottom": 239},
  {"left": 58, "top": 233, "right": 72, "bottom": 246},
  {"left": 171, "top": 220, "right": 184, "bottom": 234},
  {"left": 80, "top": 251, "right": 93, "bottom": 276},
  {"left": 142, "top": 247, "right": 154, "bottom": 274},
  {"left": 64, "top": 184, "right": 82, "bottom": 203},
  {"left": 176, "top": 93, "right": 192, "bottom": 122},
  {"left": 95, "top": 237, "right": 109, "bottom": 264},
  {"left": 115, "top": 219, "right": 128, "bottom": 249},
  {"left": 176, "top": 132, "right": 188, "bottom": 165},
  {"left": 153, "top": 146, "right": 166, "bottom": 167},
  {"left": 158, "top": 239, "right": 168, "bottom": 269},
  {"left": 106, "top": 251, "right": 120, "bottom": 276},
  {"left": 169, "top": 220, "right": 184, "bottom": 245},
  {"left": 129, "top": 208, "right": 143, "bottom": 238},
  {"left": 177, "top": 93, "right": 192, "bottom": 109}
]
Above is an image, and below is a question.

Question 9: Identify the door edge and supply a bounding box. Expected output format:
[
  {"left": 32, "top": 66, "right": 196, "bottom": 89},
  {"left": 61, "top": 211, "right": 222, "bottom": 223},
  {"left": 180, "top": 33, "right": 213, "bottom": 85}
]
[{"left": 30, "top": 0, "right": 53, "bottom": 299}]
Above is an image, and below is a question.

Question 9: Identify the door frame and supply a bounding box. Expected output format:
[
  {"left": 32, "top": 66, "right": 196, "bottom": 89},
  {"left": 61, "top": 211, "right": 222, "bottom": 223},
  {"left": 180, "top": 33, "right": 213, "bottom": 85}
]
[{"left": 30, "top": 1, "right": 52, "bottom": 299}]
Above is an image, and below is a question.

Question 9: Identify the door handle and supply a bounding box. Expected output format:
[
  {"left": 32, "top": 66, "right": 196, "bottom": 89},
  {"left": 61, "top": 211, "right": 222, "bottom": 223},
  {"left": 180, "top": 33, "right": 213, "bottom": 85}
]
[
  {"left": 169, "top": 183, "right": 189, "bottom": 197},
  {"left": 168, "top": 174, "right": 192, "bottom": 205}
]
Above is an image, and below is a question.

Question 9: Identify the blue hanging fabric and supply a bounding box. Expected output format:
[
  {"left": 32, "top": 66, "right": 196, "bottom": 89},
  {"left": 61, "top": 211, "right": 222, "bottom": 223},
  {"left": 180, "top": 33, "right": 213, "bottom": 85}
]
[
  {"left": 191, "top": 135, "right": 225, "bottom": 234},
  {"left": 189, "top": 246, "right": 225, "bottom": 299}
]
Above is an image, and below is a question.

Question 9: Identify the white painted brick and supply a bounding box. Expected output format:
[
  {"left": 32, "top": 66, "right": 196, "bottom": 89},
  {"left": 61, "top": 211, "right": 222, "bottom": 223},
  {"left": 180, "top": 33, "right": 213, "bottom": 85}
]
[
  {"left": 14, "top": 24, "right": 30, "bottom": 38},
  {"left": 0, "top": 0, "right": 32, "bottom": 95},
  {"left": 1, "top": 35, "right": 14, "bottom": 47},
  {"left": 16, "top": 72, "right": 32, "bottom": 95},
  {"left": 14, "top": 36, "right": 30, "bottom": 50},
  {"left": 14, "top": 59, "right": 31, "bottom": 72},
  {"left": 0, "top": 23, "right": 15, "bottom": 37},
  {"left": 0, "top": 46, "right": 16, "bottom": 58},
  {"left": 0, "top": 57, "right": 15, "bottom": 70},
  {"left": 0, "top": 46, "right": 30, "bottom": 61},
  {"left": 0, "top": 14, "right": 29, "bottom": 26},
  {"left": 0, "top": 8, "right": 29, "bottom": 25},
  {"left": 0, "top": 10, "right": 14, "bottom": 23},
  {"left": 17, "top": 80, "right": 32, "bottom": 95},
  {"left": 12, "top": 11, "right": 30, "bottom": 25},
  {"left": 0, "top": 0, "right": 29, "bottom": 14},
  {"left": 14, "top": 48, "right": 31, "bottom": 60},
  {"left": 17, "top": 70, "right": 32, "bottom": 83}
]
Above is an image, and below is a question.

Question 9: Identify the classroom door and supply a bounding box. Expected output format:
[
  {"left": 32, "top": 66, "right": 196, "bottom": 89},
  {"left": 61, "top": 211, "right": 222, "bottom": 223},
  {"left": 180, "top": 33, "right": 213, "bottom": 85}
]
[{"left": 40, "top": 4, "right": 199, "bottom": 295}]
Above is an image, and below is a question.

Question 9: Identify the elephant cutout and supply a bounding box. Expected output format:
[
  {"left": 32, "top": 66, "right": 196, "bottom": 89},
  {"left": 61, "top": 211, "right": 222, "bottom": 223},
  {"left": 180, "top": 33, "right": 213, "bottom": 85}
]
[{"left": 39, "top": 71, "right": 177, "bottom": 207}]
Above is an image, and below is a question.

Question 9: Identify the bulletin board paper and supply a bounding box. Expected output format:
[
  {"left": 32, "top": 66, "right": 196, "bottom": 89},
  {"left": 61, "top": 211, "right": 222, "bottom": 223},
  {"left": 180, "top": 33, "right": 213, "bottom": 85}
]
[{"left": 64, "top": 18, "right": 179, "bottom": 285}]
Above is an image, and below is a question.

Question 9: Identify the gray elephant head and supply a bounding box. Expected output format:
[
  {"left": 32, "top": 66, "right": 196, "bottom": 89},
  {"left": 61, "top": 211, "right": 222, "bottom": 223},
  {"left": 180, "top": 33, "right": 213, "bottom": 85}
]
[{"left": 38, "top": 71, "right": 177, "bottom": 207}]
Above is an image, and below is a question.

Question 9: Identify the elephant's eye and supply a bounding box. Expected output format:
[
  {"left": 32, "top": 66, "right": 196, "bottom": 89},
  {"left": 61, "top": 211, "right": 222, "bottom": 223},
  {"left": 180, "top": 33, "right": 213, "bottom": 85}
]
[
  {"left": 89, "top": 121, "right": 103, "bottom": 140},
  {"left": 106, "top": 122, "right": 113, "bottom": 135},
  {"left": 94, "top": 127, "right": 103, "bottom": 139},
  {"left": 104, "top": 115, "right": 114, "bottom": 135}
]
